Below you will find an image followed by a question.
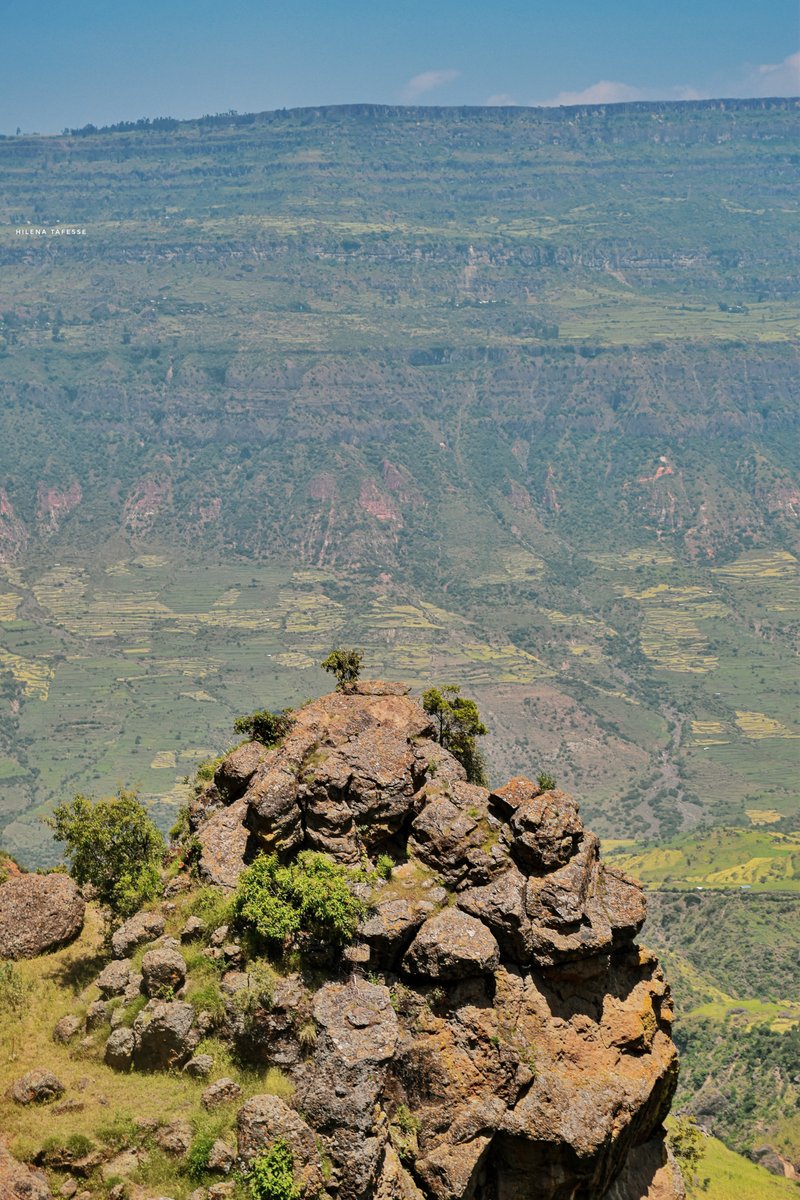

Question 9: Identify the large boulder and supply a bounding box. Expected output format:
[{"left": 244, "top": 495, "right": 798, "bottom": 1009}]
[
  {"left": 132, "top": 999, "right": 198, "bottom": 1070},
  {"left": 408, "top": 782, "right": 505, "bottom": 889},
  {"left": 214, "top": 741, "right": 268, "bottom": 800},
  {"left": 8, "top": 1070, "right": 64, "bottom": 1106},
  {"left": 196, "top": 798, "right": 254, "bottom": 890},
  {"left": 501, "top": 783, "right": 584, "bottom": 872},
  {"left": 237, "top": 1094, "right": 325, "bottom": 1194},
  {"left": 111, "top": 910, "right": 165, "bottom": 958},
  {"left": 0, "top": 873, "right": 84, "bottom": 959},
  {"left": 141, "top": 946, "right": 187, "bottom": 997},
  {"left": 403, "top": 908, "right": 500, "bottom": 981},
  {"left": 0, "top": 1143, "right": 52, "bottom": 1199},
  {"left": 243, "top": 768, "right": 304, "bottom": 857},
  {"left": 296, "top": 979, "right": 399, "bottom": 1199}
]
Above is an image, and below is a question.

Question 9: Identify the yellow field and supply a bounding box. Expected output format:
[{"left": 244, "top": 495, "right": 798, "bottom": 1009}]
[
  {"left": 735, "top": 711, "right": 799, "bottom": 740},
  {"left": 0, "top": 649, "right": 54, "bottom": 700}
]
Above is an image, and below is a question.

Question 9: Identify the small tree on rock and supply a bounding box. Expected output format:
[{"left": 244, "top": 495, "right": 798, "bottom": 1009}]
[
  {"left": 422, "top": 685, "right": 488, "bottom": 786},
  {"left": 48, "top": 789, "right": 164, "bottom": 918},
  {"left": 234, "top": 708, "right": 294, "bottom": 746},
  {"left": 321, "top": 647, "right": 363, "bottom": 690}
]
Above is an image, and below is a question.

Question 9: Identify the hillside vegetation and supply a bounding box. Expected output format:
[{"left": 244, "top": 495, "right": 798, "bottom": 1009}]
[{"left": 0, "top": 100, "right": 797, "bottom": 864}]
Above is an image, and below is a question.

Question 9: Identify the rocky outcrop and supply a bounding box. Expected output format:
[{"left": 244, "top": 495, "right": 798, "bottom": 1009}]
[
  {"left": 183, "top": 682, "right": 681, "bottom": 1199},
  {"left": 0, "top": 1142, "right": 52, "bottom": 1199},
  {"left": 0, "top": 873, "right": 84, "bottom": 959}
]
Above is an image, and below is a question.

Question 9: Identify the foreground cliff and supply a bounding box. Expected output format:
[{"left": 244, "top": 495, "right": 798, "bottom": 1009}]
[
  {"left": 191, "top": 680, "right": 682, "bottom": 1199},
  {"left": 0, "top": 682, "right": 682, "bottom": 1200}
]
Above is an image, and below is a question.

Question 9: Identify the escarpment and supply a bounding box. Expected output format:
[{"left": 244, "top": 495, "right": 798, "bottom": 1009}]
[{"left": 182, "top": 681, "right": 683, "bottom": 1200}]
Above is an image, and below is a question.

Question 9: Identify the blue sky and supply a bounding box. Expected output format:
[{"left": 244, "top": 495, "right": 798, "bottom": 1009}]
[{"left": 1, "top": 0, "right": 797, "bottom": 134}]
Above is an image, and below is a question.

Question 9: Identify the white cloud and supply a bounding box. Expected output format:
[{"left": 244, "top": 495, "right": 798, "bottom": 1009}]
[
  {"left": 402, "top": 68, "right": 459, "bottom": 101},
  {"left": 539, "top": 80, "right": 646, "bottom": 107},
  {"left": 747, "top": 51, "right": 800, "bottom": 96},
  {"left": 535, "top": 52, "right": 798, "bottom": 109},
  {"left": 485, "top": 92, "right": 519, "bottom": 107}
]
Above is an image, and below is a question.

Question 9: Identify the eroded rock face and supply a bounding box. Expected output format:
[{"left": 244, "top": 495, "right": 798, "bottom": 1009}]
[
  {"left": 186, "top": 683, "right": 681, "bottom": 1200},
  {"left": 0, "top": 873, "right": 84, "bottom": 959}
]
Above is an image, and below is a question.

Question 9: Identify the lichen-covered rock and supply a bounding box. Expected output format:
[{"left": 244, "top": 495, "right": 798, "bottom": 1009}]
[
  {"left": 0, "top": 873, "right": 84, "bottom": 959},
  {"left": 237, "top": 1095, "right": 324, "bottom": 1194},
  {"left": 181, "top": 915, "right": 206, "bottom": 942},
  {"left": 359, "top": 896, "right": 433, "bottom": 970},
  {"left": 155, "top": 1119, "right": 192, "bottom": 1155},
  {"left": 132, "top": 1000, "right": 198, "bottom": 1070},
  {"left": 111, "top": 910, "right": 165, "bottom": 958},
  {"left": 293, "top": 978, "right": 398, "bottom": 1198},
  {"left": 9, "top": 1070, "right": 65, "bottom": 1105},
  {"left": 85, "top": 999, "right": 110, "bottom": 1030},
  {"left": 184, "top": 1053, "right": 214, "bottom": 1077},
  {"left": 214, "top": 741, "right": 267, "bottom": 799},
  {"left": 408, "top": 782, "right": 505, "bottom": 889},
  {"left": 201, "top": 1078, "right": 242, "bottom": 1109},
  {"left": 53, "top": 1014, "right": 82, "bottom": 1044},
  {"left": 95, "top": 958, "right": 136, "bottom": 997},
  {"left": 404, "top": 908, "right": 500, "bottom": 981},
  {"left": 104, "top": 1027, "right": 134, "bottom": 1070},
  {"left": 501, "top": 782, "right": 584, "bottom": 872},
  {"left": 196, "top": 798, "right": 254, "bottom": 890},
  {"left": 243, "top": 767, "right": 304, "bottom": 856},
  {"left": 141, "top": 946, "right": 187, "bottom": 997},
  {"left": 206, "top": 1139, "right": 235, "bottom": 1174},
  {"left": 0, "top": 1142, "right": 52, "bottom": 1199}
]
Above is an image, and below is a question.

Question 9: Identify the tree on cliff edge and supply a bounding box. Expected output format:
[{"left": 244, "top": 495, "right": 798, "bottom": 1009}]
[
  {"left": 321, "top": 647, "right": 363, "bottom": 690},
  {"left": 422, "top": 684, "right": 488, "bottom": 786}
]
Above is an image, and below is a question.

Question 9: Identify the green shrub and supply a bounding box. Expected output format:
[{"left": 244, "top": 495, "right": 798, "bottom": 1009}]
[
  {"left": 233, "top": 851, "right": 367, "bottom": 949},
  {"left": 233, "top": 709, "right": 294, "bottom": 747},
  {"left": 187, "top": 1132, "right": 215, "bottom": 1180},
  {"left": 375, "top": 854, "right": 394, "bottom": 880},
  {"left": 48, "top": 789, "right": 164, "bottom": 917},
  {"left": 537, "top": 771, "right": 557, "bottom": 792},
  {"left": 394, "top": 1104, "right": 420, "bottom": 1135},
  {"left": 247, "top": 1140, "right": 301, "bottom": 1200}
]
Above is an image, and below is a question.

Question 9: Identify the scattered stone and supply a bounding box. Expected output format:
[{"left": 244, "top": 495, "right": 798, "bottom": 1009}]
[
  {"left": 0, "top": 872, "right": 85, "bottom": 959},
  {"left": 111, "top": 910, "right": 165, "bottom": 958},
  {"left": 8, "top": 1069, "right": 65, "bottom": 1105},
  {"left": 180, "top": 915, "right": 206, "bottom": 942},
  {"left": 403, "top": 907, "right": 500, "bottom": 980},
  {"left": 59, "top": 1179, "right": 78, "bottom": 1199},
  {"left": 155, "top": 1119, "right": 192, "bottom": 1155},
  {"left": 141, "top": 945, "right": 186, "bottom": 997},
  {"left": 53, "top": 1014, "right": 82, "bottom": 1044},
  {"left": 95, "top": 958, "right": 135, "bottom": 997},
  {"left": 209, "top": 925, "right": 230, "bottom": 947},
  {"left": 207, "top": 1140, "right": 235, "bottom": 1173},
  {"left": 184, "top": 1053, "right": 214, "bottom": 1077},
  {"left": 85, "top": 999, "right": 109, "bottom": 1030},
  {"left": 208, "top": 1185, "right": 235, "bottom": 1200},
  {"left": 201, "top": 1077, "right": 242, "bottom": 1109},
  {"left": 104, "top": 1026, "right": 135, "bottom": 1070}
]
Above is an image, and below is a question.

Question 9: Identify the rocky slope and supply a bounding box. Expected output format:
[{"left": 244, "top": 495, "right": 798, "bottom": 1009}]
[{"left": 0, "top": 682, "right": 682, "bottom": 1199}]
